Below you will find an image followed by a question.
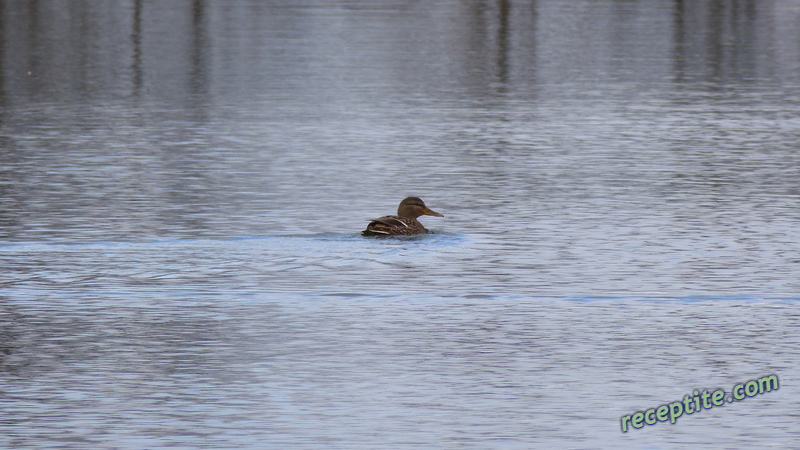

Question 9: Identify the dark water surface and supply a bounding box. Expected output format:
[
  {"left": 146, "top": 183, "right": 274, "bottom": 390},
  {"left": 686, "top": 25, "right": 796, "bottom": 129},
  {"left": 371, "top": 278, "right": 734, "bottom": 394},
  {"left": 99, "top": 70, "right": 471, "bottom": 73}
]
[{"left": 2, "top": 1, "right": 800, "bottom": 448}]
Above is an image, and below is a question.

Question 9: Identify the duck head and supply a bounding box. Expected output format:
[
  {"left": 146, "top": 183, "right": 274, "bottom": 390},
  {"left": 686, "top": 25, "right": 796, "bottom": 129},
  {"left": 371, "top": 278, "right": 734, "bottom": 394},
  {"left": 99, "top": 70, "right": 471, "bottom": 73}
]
[{"left": 397, "top": 197, "right": 444, "bottom": 219}]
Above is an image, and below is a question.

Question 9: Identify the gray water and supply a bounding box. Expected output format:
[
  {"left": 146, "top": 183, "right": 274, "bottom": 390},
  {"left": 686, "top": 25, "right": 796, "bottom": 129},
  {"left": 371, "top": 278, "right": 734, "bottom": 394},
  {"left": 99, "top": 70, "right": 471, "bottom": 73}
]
[{"left": 2, "top": 1, "right": 800, "bottom": 448}]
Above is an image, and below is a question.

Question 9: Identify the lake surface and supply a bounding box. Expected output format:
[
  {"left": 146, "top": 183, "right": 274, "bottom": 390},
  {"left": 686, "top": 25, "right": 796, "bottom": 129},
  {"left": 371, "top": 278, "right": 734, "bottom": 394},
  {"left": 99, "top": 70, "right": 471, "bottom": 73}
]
[{"left": 2, "top": 0, "right": 800, "bottom": 448}]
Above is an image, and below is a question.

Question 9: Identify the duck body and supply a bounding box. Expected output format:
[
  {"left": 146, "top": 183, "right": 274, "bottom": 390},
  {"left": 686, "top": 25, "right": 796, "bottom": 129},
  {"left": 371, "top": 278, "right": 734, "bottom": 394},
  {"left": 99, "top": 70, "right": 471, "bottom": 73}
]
[
  {"left": 362, "top": 197, "right": 443, "bottom": 236},
  {"left": 363, "top": 215, "right": 430, "bottom": 236}
]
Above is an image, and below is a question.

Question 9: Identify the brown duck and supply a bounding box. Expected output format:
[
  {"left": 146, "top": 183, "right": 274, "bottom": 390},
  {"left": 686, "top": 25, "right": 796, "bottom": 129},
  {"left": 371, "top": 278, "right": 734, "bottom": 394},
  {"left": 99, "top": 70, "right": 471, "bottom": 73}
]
[{"left": 362, "top": 197, "right": 444, "bottom": 236}]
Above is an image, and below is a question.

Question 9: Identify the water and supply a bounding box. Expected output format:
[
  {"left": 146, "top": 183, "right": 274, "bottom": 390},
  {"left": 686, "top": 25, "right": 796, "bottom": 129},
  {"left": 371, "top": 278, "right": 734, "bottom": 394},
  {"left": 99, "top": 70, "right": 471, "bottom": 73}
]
[{"left": 2, "top": 0, "right": 800, "bottom": 448}]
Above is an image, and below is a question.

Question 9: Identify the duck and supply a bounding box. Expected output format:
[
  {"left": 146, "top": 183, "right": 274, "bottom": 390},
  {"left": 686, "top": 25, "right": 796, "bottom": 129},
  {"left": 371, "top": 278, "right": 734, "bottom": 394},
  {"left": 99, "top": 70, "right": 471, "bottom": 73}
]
[{"left": 362, "top": 197, "right": 444, "bottom": 236}]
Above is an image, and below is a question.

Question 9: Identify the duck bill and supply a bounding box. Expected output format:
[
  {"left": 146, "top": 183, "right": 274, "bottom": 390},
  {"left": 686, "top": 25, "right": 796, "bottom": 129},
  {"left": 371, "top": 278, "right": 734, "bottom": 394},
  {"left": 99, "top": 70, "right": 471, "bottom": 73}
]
[{"left": 424, "top": 208, "right": 444, "bottom": 217}]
